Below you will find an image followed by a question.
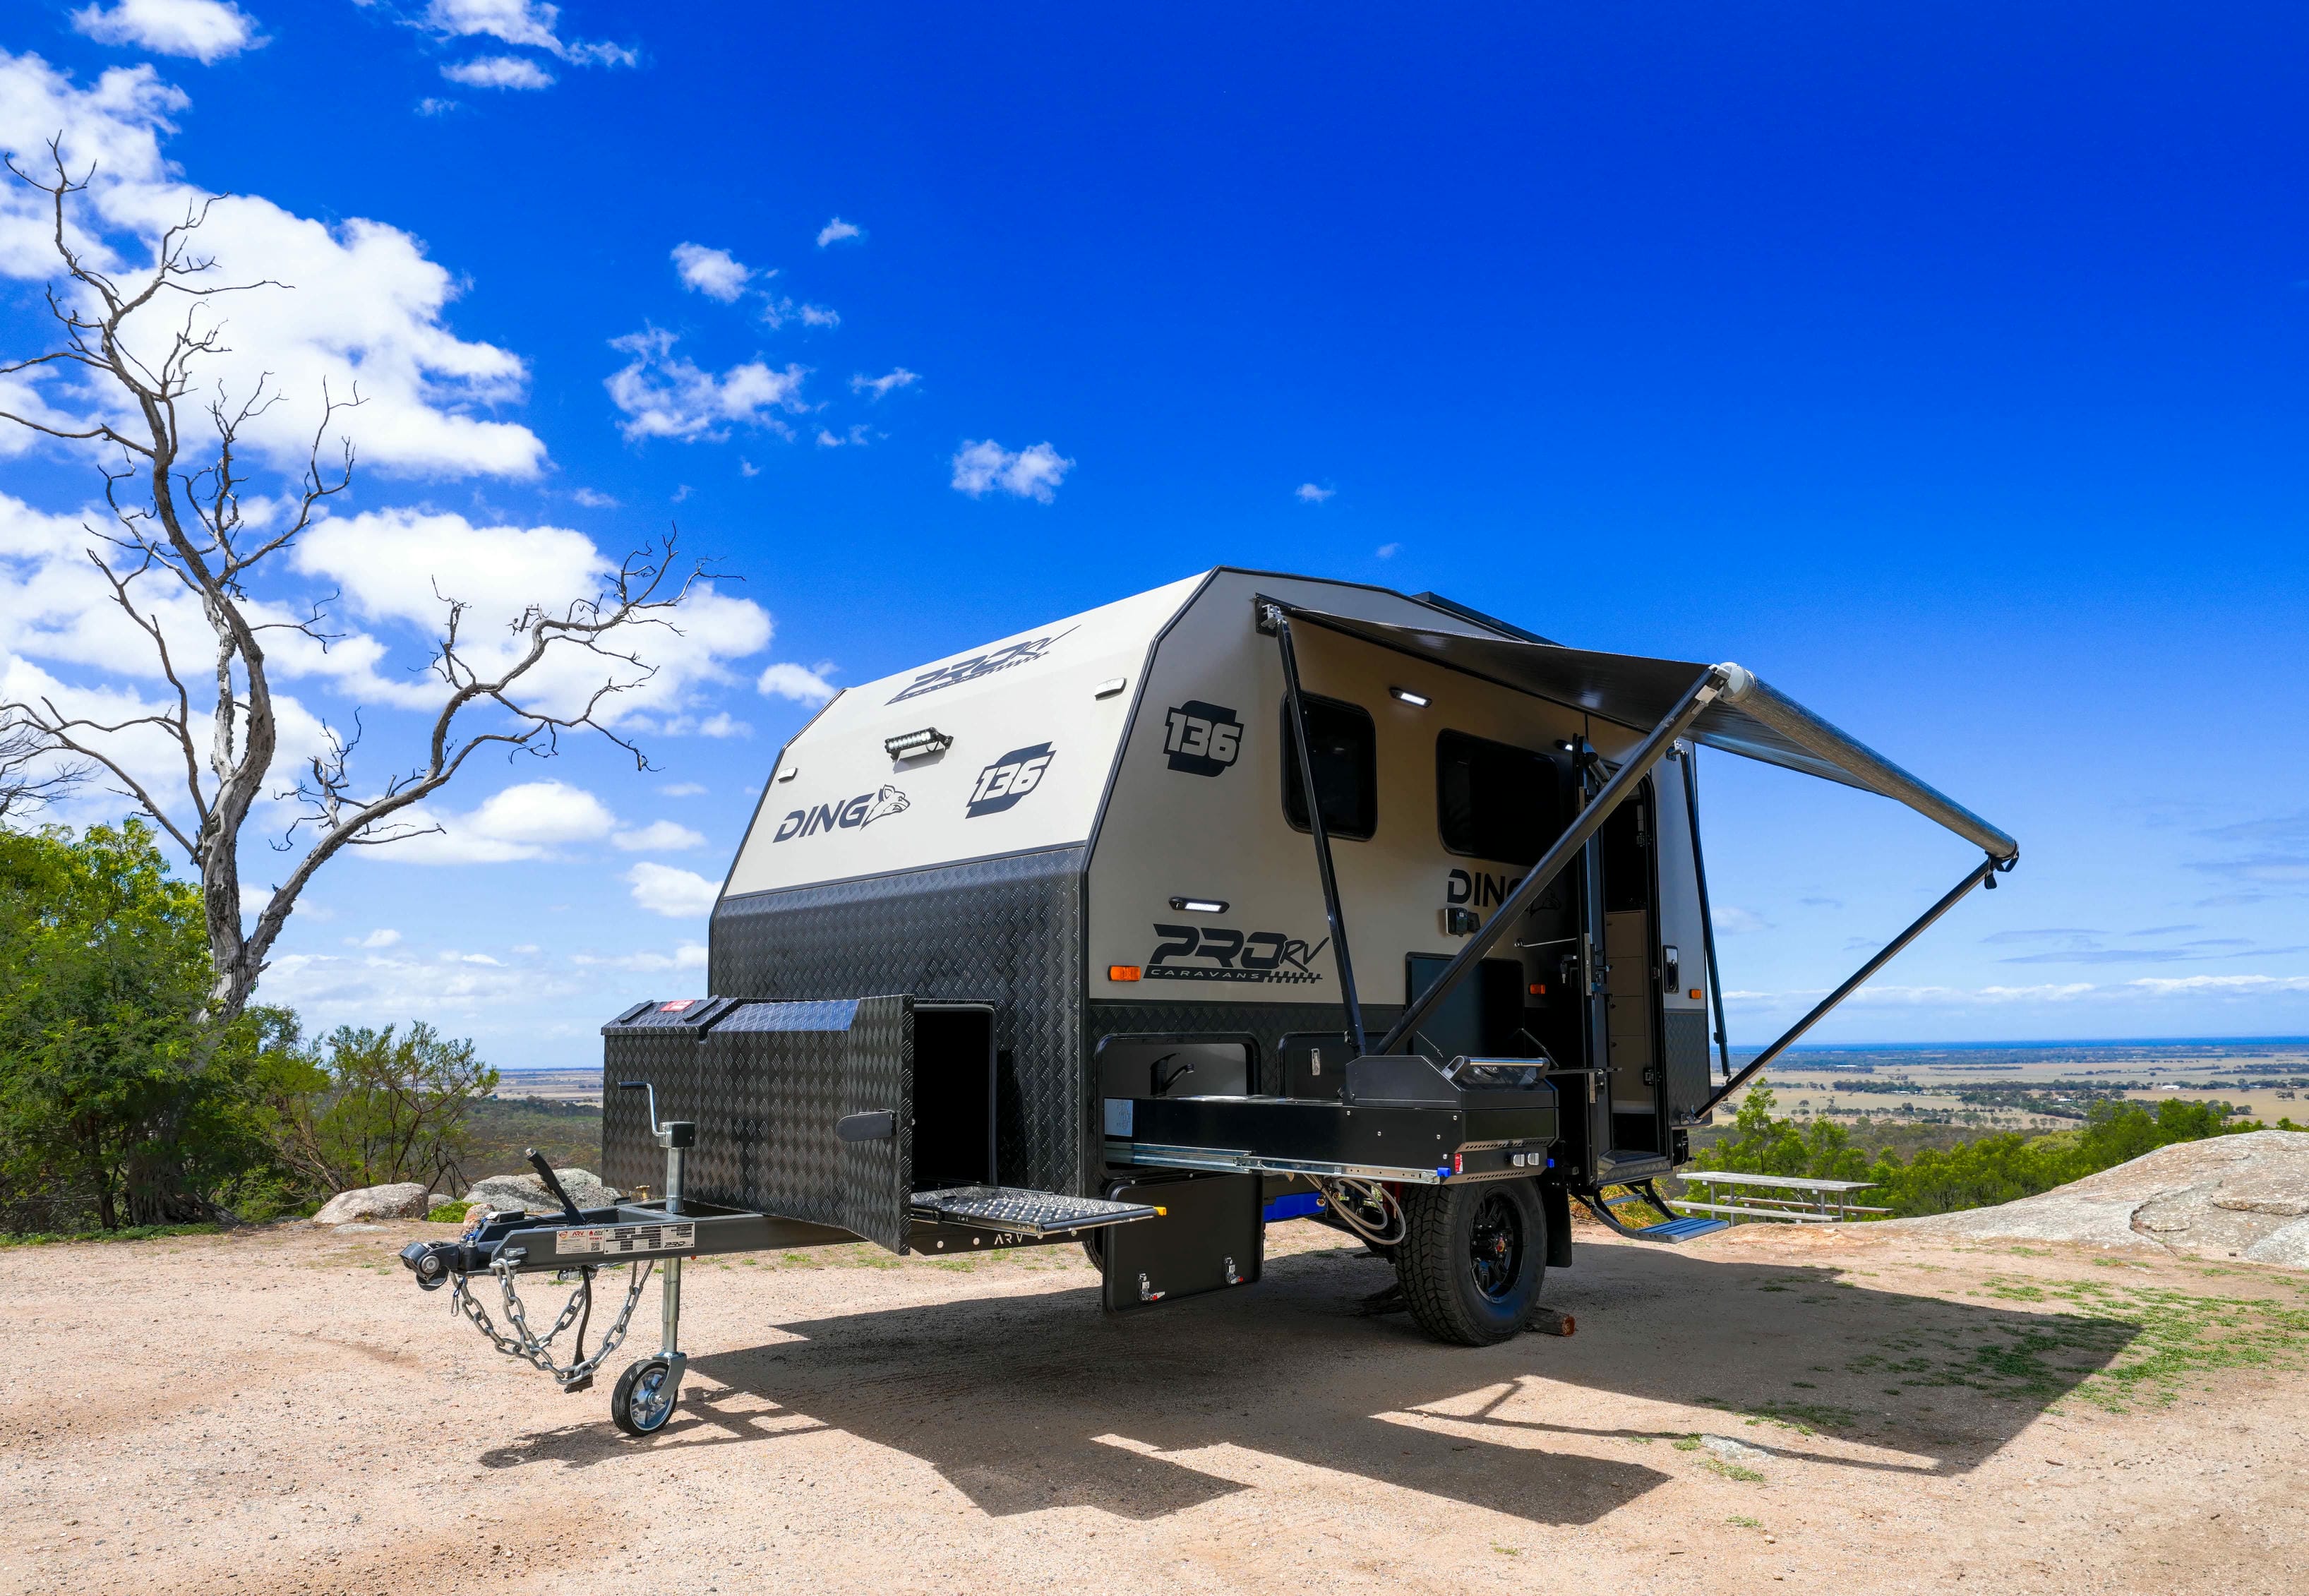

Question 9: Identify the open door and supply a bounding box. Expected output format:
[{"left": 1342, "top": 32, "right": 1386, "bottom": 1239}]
[{"left": 678, "top": 995, "right": 916, "bottom": 1252}]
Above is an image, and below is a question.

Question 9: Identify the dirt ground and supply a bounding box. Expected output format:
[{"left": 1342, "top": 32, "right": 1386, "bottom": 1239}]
[{"left": 4, "top": 1214, "right": 2305, "bottom": 1596}]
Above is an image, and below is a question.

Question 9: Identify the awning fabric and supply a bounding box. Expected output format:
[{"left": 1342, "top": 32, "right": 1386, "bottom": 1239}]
[{"left": 1275, "top": 601, "right": 2017, "bottom": 860}]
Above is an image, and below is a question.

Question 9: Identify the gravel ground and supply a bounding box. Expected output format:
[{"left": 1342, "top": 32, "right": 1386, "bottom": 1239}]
[{"left": 4, "top": 1216, "right": 2305, "bottom": 1595}]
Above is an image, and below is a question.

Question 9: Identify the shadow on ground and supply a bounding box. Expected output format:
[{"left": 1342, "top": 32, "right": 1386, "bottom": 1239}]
[{"left": 480, "top": 1238, "right": 2137, "bottom": 1523}]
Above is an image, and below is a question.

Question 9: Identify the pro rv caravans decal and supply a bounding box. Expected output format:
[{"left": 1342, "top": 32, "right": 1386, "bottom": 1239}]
[
  {"left": 772, "top": 785, "right": 911, "bottom": 841},
  {"left": 1162, "top": 700, "right": 1242, "bottom": 776},
  {"left": 1144, "top": 923, "right": 1329, "bottom": 983},
  {"left": 966, "top": 743, "right": 1055, "bottom": 818},
  {"left": 887, "top": 628, "right": 1077, "bottom": 704}
]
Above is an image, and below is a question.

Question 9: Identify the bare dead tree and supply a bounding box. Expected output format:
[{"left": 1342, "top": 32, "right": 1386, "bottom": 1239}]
[
  {"left": 0, "top": 716, "right": 88, "bottom": 820},
  {"left": 0, "top": 143, "right": 708, "bottom": 1020}
]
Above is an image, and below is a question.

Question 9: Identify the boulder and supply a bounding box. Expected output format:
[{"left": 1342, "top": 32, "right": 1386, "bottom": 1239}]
[
  {"left": 311, "top": 1182, "right": 433, "bottom": 1224},
  {"left": 1881, "top": 1129, "right": 2309, "bottom": 1263},
  {"left": 462, "top": 1168, "right": 620, "bottom": 1216}
]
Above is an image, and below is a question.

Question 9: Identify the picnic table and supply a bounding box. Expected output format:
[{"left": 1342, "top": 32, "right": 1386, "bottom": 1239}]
[{"left": 1669, "top": 1169, "right": 1889, "bottom": 1224}]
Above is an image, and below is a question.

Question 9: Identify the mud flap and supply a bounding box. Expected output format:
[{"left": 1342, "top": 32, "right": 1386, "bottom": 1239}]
[{"left": 1542, "top": 1182, "right": 1573, "bottom": 1268}]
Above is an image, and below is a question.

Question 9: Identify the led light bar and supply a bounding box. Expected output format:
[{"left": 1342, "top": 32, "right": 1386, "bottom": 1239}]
[{"left": 882, "top": 727, "right": 953, "bottom": 760}]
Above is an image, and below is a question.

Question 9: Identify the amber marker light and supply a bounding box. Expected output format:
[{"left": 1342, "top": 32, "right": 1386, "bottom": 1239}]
[
  {"left": 1528, "top": 982, "right": 1546, "bottom": 996},
  {"left": 1689, "top": 988, "right": 1703, "bottom": 1000},
  {"left": 1108, "top": 965, "right": 1142, "bottom": 982}
]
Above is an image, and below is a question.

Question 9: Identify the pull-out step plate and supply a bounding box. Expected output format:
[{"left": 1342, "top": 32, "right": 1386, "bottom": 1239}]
[{"left": 911, "top": 1185, "right": 1158, "bottom": 1237}]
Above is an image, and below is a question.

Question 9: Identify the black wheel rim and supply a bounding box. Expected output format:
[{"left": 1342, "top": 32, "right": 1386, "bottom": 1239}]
[{"left": 1468, "top": 1192, "right": 1524, "bottom": 1301}]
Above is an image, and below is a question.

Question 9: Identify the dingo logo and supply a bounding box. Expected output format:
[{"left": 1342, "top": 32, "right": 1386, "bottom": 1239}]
[
  {"left": 1162, "top": 700, "right": 1241, "bottom": 777},
  {"left": 887, "top": 628, "right": 1076, "bottom": 704},
  {"left": 1447, "top": 868, "right": 1523, "bottom": 909},
  {"left": 772, "top": 784, "right": 911, "bottom": 842},
  {"left": 966, "top": 742, "right": 1055, "bottom": 818},
  {"left": 1145, "top": 923, "right": 1329, "bottom": 984}
]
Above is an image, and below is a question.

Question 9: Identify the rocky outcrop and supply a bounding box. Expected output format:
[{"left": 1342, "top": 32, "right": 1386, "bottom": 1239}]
[
  {"left": 311, "top": 1182, "right": 433, "bottom": 1224},
  {"left": 1882, "top": 1129, "right": 2309, "bottom": 1264},
  {"left": 462, "top": 1168, "right": 619, "bottom": 1215}
]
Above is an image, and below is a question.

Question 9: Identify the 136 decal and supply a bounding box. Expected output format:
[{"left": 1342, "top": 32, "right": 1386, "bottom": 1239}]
[
  {"left": 966, "top": 742, "right": 1055, "bottom": 817},
  {"left": 1162, "top": 700, "right": 1242, "bottom": 777}
]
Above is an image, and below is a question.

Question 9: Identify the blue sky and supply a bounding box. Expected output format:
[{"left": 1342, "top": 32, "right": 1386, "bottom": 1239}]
[{"left": 2, "top": 1, "right": 2305, "bottom": 1067}]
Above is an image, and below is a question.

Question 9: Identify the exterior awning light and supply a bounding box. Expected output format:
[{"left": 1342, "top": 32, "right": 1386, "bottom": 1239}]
[
  {"left": 774, "top": 766, "right": 798, "bottom": 783},
  {"left": 1389, "top": 686, "right": 1430, "bottom": 707},
  {"left": 1093, "top": 676, "right": 1128, "bottom": 698},
  {"left": 1168, "top": 896, "right": 1229, "bottom": 913},
  {"left": 883, "top": 727, "right": 952, "bottom": 761}
]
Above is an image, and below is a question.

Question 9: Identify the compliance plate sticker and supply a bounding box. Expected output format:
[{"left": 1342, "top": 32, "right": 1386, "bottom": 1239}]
[{"left": 554, "top": 1222, "right": 696, "bottom": 1256}]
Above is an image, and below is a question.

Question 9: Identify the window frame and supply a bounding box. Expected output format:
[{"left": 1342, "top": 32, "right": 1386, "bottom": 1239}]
[
  {"left": 1434, "top": 726, "right": 1563, "bottom": 866},
  {"left": 1278, "top": 692, "right": 1379, "bottom": 843}
]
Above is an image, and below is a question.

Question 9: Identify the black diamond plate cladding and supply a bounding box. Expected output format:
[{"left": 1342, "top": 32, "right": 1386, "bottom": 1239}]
[
  {"left": 1087, "top": 999, "right": 1405, "bottom": 1096},
  {"left": 601, "top": 997, "right": 915, "bottom": 1252},
  {"left": 1662, "top": 1007, "right": 1713, "bottom": 1125},
  {"left": 711, "top": 847, "right": 1088, "bottom": 1196}
]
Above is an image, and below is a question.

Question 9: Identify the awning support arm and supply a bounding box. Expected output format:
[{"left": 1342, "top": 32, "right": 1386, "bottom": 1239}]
[
  {"left": 1698, "top": 852, "right": 2010, "bottom": 1116},
  {"left": 1374, "top": 665, "right": 1729, "bottom": 1058},
  {"left": 1264, "top": 603, "right": 1368, "bottom": 1060},
  {"left": 1679, "top": 743, "right": 1734, "bottom": 1080}
]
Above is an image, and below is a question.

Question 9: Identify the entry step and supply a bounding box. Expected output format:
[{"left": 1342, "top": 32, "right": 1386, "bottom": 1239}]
[{"left": 910, "top": 1185, "right": 1160, "bottom": 1237}]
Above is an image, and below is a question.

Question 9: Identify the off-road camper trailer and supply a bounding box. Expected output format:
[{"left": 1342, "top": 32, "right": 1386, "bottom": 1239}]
[{"left": 403, "top": 568, "right": 2016, "bottom": 1432}]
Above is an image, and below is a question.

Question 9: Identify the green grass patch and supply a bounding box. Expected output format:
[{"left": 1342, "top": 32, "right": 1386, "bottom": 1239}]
[
  {"left": 0, "top": 1222, "right": 220, "bottom": 1247},
  {"left": 1703, "top": 1459, "right": 1767, "bottom": 1482}
]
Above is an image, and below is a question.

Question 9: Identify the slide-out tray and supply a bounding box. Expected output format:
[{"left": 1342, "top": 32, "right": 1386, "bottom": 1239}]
[{"left": 910, "top": 1185, "right": 1158, "bottom": 1237}]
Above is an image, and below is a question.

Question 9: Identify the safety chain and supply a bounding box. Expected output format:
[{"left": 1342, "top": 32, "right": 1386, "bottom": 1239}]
[{"left": 450, "top": 1256, "right": 654, "bottom": 1390}]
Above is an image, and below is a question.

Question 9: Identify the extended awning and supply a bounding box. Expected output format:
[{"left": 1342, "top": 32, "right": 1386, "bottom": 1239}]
[{"left": 1274, "top": 601, "right": 2017, "bottom": 860}]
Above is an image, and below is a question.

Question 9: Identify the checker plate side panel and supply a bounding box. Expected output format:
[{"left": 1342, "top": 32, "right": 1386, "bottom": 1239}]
[
  {"left": 711, "top": 847, "right": 1088, "bottom": 1195},
  {"left": 599, "top": 999, "right": 915, "bottom": 1252},
  {"left": 1662, "top": 1007, "right": 1713, "bottom": 1126}
]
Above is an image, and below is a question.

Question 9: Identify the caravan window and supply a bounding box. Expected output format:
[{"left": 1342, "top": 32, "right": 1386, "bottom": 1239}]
[
  {"left": 1437, "top": 729, "right": 1561, "bottom": 865},
  {"left": 1281, "top": 695, "right": 1377, "bottom": 841}
]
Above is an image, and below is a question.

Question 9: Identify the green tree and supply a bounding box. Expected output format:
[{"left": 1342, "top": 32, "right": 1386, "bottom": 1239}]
[
  {"left": 0, "top": 821, "right": 290, "bottom": 1228},
  {"left": 276, "top": 1024, "right": 498, "bottom": 1194}
]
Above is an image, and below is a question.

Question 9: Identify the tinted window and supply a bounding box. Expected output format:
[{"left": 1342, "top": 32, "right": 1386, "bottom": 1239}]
[
  {"left": 1437, "top": 730, "right": 1561, "bottom": 865},
  {"left": 1281, "top": 695, "right": 1377, "bottom": 841}
]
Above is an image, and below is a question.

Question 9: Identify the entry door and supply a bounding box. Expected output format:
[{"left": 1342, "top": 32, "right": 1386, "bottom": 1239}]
[{"left": 1579, "top": 775, "right": 1667, "bottom": 1159}]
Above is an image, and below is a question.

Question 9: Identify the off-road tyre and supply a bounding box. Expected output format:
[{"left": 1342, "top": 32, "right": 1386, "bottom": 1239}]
[{"left": 1393, "top": 1179, "right": 1546, "bottom": 1345}]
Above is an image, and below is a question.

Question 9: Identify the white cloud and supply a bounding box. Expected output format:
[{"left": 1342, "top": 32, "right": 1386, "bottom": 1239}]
[
  {"left": 568, "top": 487, "right": 618, "bottom": 508},
  {"left": 574, "top": 941, "right": 707, "bottom": 973},
  {"left": 262, "top": 946, "right": 572, "bottom": 1021},
  {"left": 659, "top": 782, "right": 706, "bottom": 797},
  {"left": 815, "top": 217, "right": 863, "bottom": 247},
  {"left": 815, "top": 424, "right": 869, "bottom": 448},
  {"left": 2127, "top": 974, "right": 2309, "bottom": 996},
  {"left": 0, "top": 52, "right": 546, "bottom": 479},
  {"left": 605, "top": 328, "right": 808, "bottom": 443},
  {"left": 422, "top": 0, "right": 637, "bottom": 66},
  {"left": 756, "top": 296, "right": 838, "bottom": 332},
  {"left": 72, "top": 0, "right": 262, "bottom": 63},
  {"left": 1375, "top": 542, "right": 1401, "bottom": 560},
  {"left": 671, "top": 241, "right": 753, "bottom": 302},
  {"left": 951, "top": 439, "right": 1072, "bottom": 503},
  {"left": 625, "top": 861, "right": 719, "bottom": 918},
  {"left": 440, "top": 55, "right": 555, "bottom": 90},
  {"left": 1714, "top": 906, "right": 1772, "bottom": 935},
  {"left": 1295, "top": 483, "right": 1334, "bottom": 503},
  {"left": 697, "top": 712, "right": 745, "bottom": 738},
  {"left": 415, "top": 97, "right": 460, "bottom": 116},
  {"left": 383, "top": 779, "right": 619, "bottom": 865},
  {"left": 354, "top": 928, "right": 403, "bottom": 948},
  {"left": 612, "top": 820, "right": 705, "bottom": 851},
  {"left": 757, "top": 661, "right": 837, "bottom": 705},
  {"left": 290, "top": 505, "right": 774, "bottom": 723},
  {"left": 851, "top": 368, "right": 918, "bottom": 400}
]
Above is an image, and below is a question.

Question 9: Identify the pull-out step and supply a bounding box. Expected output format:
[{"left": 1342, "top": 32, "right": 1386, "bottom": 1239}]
[
  {"left": 1578, "top": 1183, "right": 1732, "bottom": 1244},
  {"left": 911, "top": 1185, "right": 1159, "bottom": 1237}
]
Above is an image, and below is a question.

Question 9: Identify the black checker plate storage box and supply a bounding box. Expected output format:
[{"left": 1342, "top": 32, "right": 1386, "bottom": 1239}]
[
  {"left": 712, "top": 847, "right": 1086, "bottom": 1195},
  {"left": 1662, "top": 1008, "right": 1712, "bottom": 1125},
  {"left": 602, "top": 995, "right": 915, "bottom": 1252}
]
